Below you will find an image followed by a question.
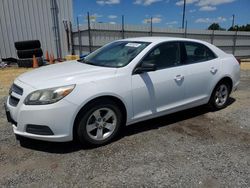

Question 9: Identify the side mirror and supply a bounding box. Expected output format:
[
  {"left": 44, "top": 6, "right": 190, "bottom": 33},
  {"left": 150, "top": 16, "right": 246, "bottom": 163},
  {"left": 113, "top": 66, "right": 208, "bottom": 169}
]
[{"left": 134, "top": 61, "right": 156, "bottom": 74}]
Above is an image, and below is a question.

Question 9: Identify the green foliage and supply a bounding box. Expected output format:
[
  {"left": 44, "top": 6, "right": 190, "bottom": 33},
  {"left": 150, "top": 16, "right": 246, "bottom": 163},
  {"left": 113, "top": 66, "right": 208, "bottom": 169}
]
[
  {"left": 207, "top": 23, "right": 226, "bottom": 31},
  {"left": 228, "top": 24, "right": 250, "bottom": 31}
]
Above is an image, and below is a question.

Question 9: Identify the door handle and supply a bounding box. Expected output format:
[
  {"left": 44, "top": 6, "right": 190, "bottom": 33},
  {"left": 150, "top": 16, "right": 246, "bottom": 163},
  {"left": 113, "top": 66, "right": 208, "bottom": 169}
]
[
  {"left": 174, "top": 75, "right": 184, "bottom": 81},
  {"left": 210, "top": 67, "right": 218, "bottom": 74}
]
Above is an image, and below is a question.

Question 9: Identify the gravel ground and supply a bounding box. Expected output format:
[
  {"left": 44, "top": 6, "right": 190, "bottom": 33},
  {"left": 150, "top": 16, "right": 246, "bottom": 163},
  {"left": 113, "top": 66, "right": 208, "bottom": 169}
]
[{"left": 0, "top": 70, "right": 250, "bottom": 187}]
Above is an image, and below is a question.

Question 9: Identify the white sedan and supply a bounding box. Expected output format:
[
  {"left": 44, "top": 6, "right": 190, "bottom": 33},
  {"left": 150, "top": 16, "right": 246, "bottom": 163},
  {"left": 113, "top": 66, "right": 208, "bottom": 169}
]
[{"left": 5, "top": 37, "right": 240, "bottom": 146}]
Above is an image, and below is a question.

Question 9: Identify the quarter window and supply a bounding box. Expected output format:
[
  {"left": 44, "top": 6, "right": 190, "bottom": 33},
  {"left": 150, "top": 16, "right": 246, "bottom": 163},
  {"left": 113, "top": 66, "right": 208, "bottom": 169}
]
[{"left": 184, "top": 42, "right": 216, "bottom": 64}]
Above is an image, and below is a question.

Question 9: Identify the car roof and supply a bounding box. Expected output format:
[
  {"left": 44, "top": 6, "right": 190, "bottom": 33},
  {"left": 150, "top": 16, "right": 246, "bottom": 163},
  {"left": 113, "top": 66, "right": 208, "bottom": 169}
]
[
  {"left": 120, "top": 36, "right": 205, "bottom": 43},
  {"left": 118, "top": 36, "right": 227, "bottom": 57}
]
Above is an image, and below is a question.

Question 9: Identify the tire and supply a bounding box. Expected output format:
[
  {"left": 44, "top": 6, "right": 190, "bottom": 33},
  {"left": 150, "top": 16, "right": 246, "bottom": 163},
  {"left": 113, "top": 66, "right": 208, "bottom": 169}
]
[
  {"left": 17, "top": 48, "right": 43, "bottom": 59},
  {"left": 77, "top": 99, "right": 123, "bottom": 146},
  {"left": 209, "top": 82, "right": 230, "bottom": 110},
  {"left": 17, "top": 59, "right": 32, "bottom": 68},
  {"left": 15, "top": 40, "right": 41, "bottom": 50},
  {"left": 17, "top": 57, "right": 44, "bottom": 68}
]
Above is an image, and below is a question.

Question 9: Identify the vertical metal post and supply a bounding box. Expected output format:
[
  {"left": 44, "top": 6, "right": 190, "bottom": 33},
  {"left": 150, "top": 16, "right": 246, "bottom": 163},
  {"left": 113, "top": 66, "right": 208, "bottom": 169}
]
[
  {"left": 87, "top": 12, "right": 92, "bottom": 53},
  {"left": 150, "top": 17, "right": 153, "bottom": 36},
  {"left": 50, "top": 0, "right": 62, "bottom": 58},
  {"left": 211, "top": 29, "right": 215, "bottom": 44},
  {"left": 77, "top": 16, "right": 82, "bottom": 55},
  {"left": 121, "top": 15, "right": 125, "bottom": 39},
  {"left": 184, "top": 20, "right": 187, "bottom": 38},
  {"left": 233, "top": 30, "right": 238, "bottom": 55},
  {"left": 182, "top": 0, "right": 186, "bottom": 29},
  {"left": 63, "top": 20, "right": 70, "bottom": 52},
  {"left": 232, "top": 14, "right": 235, "bottom": 28},
  {"left": 69, "top": 21, "right": 75, "bottom": 55}
]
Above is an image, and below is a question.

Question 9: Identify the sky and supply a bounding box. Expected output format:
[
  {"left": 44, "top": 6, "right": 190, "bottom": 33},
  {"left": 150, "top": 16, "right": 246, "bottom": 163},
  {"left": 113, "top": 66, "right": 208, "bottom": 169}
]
[{"left": 73, "top": 0, "right": 250, "bottom": 29}]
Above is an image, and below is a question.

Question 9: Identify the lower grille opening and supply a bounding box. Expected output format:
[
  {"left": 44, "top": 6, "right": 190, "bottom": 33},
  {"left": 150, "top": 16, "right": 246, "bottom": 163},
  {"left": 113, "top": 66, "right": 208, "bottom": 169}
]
[{"left": 26, "top": 124, "right": 54, "bottom": 135}]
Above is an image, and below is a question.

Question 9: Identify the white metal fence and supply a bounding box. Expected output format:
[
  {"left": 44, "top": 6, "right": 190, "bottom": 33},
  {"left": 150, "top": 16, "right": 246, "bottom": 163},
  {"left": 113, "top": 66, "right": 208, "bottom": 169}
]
[{"left": 72, "top": 23, "right": 250, "bottom": 58}]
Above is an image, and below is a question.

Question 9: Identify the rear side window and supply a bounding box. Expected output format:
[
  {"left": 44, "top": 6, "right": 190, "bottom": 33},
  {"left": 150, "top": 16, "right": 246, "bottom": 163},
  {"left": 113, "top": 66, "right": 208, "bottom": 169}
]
[{"left": 184, "top": 42, "right": 216, "bottom": 64}]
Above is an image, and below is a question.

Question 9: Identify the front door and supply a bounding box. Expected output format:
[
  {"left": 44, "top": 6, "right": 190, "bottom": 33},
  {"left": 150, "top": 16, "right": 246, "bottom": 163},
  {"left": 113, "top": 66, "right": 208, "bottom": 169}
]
[{"left": 131, "top": 42, "right": 187, "bottom": 120}]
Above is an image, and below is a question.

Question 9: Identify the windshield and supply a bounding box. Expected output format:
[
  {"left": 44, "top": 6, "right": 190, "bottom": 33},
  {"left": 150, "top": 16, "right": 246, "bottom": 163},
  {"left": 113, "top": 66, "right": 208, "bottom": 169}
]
[{"left": 83, "top": 41, "right": 150, "bottom": 68}]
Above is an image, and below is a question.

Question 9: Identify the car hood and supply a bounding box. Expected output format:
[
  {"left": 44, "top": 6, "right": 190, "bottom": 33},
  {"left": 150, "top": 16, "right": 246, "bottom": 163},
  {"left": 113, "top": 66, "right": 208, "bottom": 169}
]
[{"left": 17, "top": 60, "right": 117, "bottom": 88}]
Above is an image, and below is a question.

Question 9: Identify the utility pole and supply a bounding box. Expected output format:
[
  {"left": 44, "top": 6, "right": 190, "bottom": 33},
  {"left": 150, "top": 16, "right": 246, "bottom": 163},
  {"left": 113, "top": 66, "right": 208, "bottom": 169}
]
[
  {"left": 184, "top": 20, "right": 187, "bottom": 38},
  {"left": 182, "top": 0, "right": 186, "bottom": 29},
  {"left": 232, "top": 14, "right": 235, "bottom": 27},
  {"left": 121, "top": 15, "right": 125, "bottom": 39}
]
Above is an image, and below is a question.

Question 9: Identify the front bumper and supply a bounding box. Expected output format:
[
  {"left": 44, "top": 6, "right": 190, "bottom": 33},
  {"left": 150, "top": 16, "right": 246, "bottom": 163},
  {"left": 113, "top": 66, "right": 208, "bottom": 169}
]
[
  {"left": 6, "top": 80, "right": 78, "bottom": 142},
  {"left": 4, "top": 102, "right": 17, "bottom": 126},
  {"left": 232, "top": 80, "right": 240, "bottom": 92}
]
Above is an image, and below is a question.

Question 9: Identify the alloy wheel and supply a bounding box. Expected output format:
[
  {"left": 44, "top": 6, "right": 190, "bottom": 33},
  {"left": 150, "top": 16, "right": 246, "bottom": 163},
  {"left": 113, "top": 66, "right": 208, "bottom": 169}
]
[
  {"left": 86, "top": 108, "right": 117, "bottom": 141},
  {"left": 215, "top": 84, "right": 229, "bottom": 107}
]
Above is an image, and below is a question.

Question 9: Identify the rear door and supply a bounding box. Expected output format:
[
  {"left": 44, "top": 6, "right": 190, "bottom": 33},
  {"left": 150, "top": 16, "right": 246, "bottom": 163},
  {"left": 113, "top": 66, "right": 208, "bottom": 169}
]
[{"left": 181, "top": 41, "right": 219, "bottom": 104}]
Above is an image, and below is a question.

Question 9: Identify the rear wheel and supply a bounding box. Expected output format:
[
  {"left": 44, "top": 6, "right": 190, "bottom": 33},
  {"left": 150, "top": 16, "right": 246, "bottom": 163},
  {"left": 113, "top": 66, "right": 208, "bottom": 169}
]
[
  {"left": 77, "top": 100, "right": 123, "bottom": 146},
  {"left": 209, "top": 82, "right": 230, "bottom": 110}
]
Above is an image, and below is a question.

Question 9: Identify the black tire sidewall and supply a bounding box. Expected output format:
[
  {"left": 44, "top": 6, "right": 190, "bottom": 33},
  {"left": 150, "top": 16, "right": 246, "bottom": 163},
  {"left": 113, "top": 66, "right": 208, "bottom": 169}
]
[
  {"left": 77, "top": 101, "right": 123, "bottom": 146},
  {"left": 15, "top": 40, "right": 41, "bottom": 50},
  {"left": 17, "top": 48, "right": 43, "bottom": 59}
]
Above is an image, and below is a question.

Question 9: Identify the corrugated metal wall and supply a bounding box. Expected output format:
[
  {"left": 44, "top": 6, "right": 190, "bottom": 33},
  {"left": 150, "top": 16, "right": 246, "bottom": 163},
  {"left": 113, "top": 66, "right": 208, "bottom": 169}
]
[{"left": 0, "top": 0, "right": 73, "bottom": 59}]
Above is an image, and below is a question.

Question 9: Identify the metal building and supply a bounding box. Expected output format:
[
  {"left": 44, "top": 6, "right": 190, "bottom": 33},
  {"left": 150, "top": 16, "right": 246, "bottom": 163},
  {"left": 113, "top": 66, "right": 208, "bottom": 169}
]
[{"left": 0, "top": 0, "right": 73, "bottom": 59}]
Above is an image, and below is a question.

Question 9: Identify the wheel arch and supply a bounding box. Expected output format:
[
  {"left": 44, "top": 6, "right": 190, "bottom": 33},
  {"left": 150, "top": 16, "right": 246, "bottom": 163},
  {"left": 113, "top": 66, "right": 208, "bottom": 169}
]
[
  {"left": 210, "top": 76, "right": 233, "bottom": 100},
  {"left": 72, "top": 95, "right": 127, "bottom": 140},
  {"left": 217, "top": 76, "right": 233, "bottom": 93}
]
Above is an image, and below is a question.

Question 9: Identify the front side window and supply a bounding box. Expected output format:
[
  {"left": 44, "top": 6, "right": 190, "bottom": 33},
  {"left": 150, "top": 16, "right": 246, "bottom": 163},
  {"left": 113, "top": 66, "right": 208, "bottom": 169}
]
[
  {"left": 184, "top": 42, "right": 216, "bottom": 64},
  {"left": 83, "top": 41, "right": 150, "bottom": 68},
  {"left": 142, "top": 42, "right": 181, "bottom": 70}
]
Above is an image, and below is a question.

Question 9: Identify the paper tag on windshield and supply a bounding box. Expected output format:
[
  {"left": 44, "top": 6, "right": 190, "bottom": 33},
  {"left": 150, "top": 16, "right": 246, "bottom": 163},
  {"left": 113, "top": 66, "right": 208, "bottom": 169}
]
[{"left": 125, "top": 43, "right": 141, "bottom": 48}]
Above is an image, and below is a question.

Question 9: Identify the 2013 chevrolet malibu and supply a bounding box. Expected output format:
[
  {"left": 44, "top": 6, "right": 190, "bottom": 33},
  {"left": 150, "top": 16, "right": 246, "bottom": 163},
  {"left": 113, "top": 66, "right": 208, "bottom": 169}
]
[{"left": 5, "top": 37, "right": 240, "bottom": 146}]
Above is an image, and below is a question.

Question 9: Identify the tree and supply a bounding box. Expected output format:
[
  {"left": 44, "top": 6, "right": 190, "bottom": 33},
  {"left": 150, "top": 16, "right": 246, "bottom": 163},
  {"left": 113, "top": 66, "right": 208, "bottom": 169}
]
[
  {"left": 207, "top": 23, "right": 225, "bottom": 30},
  {"left": 228, "top": 24, "right": 250, "bottom": 32}
]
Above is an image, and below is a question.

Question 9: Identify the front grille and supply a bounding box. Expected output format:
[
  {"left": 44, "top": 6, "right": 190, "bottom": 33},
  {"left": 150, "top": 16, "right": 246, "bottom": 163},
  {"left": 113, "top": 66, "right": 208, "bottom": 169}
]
[
  {"left": 8, "top": 83, "right": 23, "bottom": 107},
  {"left": 9, "top": 96, "right": 20, "bottom": 107},
  {"left": 10, "top": 84, "right": 23, "bottom": 96}
]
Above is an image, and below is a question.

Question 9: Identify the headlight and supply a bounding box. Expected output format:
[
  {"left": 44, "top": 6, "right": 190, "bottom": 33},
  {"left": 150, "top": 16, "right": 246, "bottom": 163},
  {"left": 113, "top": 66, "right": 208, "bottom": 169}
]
[{"left": 24, "top": 85, "right": 75, "bottom": 105}]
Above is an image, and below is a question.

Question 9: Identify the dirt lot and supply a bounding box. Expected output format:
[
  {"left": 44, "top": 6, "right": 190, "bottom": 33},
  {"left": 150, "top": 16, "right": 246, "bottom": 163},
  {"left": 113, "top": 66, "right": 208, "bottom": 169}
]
[{"left": 0, "top": 64, "right": 250, "bottom": 187}]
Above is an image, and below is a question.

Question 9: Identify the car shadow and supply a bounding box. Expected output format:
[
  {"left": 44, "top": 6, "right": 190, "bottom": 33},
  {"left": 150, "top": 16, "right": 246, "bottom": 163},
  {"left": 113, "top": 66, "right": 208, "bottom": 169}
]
[
  {"left": 18, "top": 97, "right": 235, "bottom": 153},
  {"left": 18, "top": 137, "right": 82, "bottom": 154},
  {"left": 120, "top": 97, "right": 236, "bottom": 137}
]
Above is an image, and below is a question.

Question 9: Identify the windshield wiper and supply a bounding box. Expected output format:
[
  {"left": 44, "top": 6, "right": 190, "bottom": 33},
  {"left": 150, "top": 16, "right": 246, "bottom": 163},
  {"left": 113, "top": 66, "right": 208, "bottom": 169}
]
[
  {"left": 77, "top": 58, "right": 85, "bottom": 63},
  {"left": 77, "top": 59, "right": 117, "bottom": 68},
  {"left": 77, "top": 59, "right": 95, "bottom": 65}
]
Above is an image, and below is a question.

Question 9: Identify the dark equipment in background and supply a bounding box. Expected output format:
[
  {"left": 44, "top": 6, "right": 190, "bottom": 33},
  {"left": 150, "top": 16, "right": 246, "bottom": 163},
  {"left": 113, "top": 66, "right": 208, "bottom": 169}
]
[{"left": 15, "top": 40, "right": 44, "bottom": 68}]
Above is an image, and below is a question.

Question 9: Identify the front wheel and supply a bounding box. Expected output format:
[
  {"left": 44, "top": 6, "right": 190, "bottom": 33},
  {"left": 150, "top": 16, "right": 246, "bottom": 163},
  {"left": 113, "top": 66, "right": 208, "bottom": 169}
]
[
  {"left": 209, "top": 82, "right": 230, "bottom": 110},
  {"left": 77, "top": 100, "right": 123, "bottom": 146}
]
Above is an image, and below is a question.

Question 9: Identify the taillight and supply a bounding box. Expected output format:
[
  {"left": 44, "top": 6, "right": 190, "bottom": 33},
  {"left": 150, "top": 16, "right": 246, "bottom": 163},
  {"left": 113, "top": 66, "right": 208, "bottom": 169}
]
[{"left": 236, "top": 57, "right": 241, "bottom": 65}]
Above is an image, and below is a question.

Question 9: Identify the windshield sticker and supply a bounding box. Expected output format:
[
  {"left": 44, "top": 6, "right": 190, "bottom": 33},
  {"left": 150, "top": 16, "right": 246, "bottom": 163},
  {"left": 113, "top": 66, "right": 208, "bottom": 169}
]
[{"left": 125, "top": 43, "right": 142, "bottom": 48}]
